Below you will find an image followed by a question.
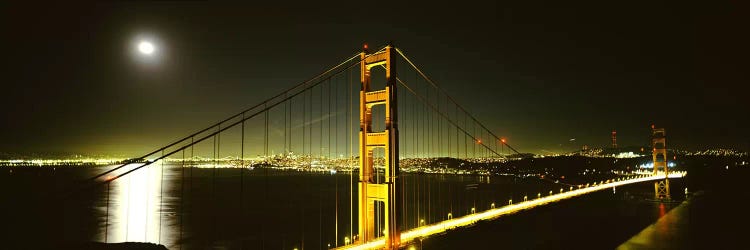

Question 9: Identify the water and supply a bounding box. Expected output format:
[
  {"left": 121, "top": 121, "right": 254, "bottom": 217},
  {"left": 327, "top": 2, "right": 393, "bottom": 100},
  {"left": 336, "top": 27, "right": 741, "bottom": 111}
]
[{"left": 0, "top": 164, "right": 684, "bottom": 249}]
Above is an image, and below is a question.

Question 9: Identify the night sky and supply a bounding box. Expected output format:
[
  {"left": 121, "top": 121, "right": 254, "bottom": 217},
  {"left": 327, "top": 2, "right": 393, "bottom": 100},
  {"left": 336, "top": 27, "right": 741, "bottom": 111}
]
[{"left": 2, "top": 1, "right": 748, "bottom": 156}]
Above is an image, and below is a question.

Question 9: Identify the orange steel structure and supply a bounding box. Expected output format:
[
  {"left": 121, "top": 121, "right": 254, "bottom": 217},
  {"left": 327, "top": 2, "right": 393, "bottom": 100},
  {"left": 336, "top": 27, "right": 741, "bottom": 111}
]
[
  {"left": 357, "top": 44, "right": 400, "bottom": 249},
  {"left": 652, "top": 125, "right": 670, "bottom": 200}
]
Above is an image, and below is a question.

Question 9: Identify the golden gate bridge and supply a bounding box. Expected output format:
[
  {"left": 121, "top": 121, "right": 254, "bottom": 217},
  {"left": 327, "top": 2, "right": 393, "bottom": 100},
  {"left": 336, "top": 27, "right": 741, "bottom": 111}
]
[{"left": 61, "top": 44, "right": 683, "bottom": 249}]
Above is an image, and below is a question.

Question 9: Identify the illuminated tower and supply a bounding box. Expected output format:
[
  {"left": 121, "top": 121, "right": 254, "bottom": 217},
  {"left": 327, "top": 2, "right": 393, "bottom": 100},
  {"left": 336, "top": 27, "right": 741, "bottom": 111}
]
[
  {"left": 358, "top": 44, "right": 400, "bottom": 248},
  {"left": 651, "top": 125, "right": 670, "bottom": 200},
  {"left": 611, "top": 130, "right": 617, "bottom": 148}
]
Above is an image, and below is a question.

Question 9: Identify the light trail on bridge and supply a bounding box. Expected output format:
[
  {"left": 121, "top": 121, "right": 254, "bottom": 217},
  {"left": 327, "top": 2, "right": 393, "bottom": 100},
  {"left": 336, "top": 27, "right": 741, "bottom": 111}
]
[{"left": 336, "top": 172, "right": 686, "bottom": 250}]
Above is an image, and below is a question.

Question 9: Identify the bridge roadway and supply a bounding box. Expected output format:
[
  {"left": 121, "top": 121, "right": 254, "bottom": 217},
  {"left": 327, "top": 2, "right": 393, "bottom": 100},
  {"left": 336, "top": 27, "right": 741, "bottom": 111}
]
[{"left": 336, "top": 172, "right": 686, "bottom": 250}]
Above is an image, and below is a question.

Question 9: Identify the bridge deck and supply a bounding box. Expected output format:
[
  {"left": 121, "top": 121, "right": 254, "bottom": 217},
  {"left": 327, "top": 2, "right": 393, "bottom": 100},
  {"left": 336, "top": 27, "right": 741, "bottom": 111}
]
[{"left": 336, "top": 172, "right": 686, "bottom": 250}]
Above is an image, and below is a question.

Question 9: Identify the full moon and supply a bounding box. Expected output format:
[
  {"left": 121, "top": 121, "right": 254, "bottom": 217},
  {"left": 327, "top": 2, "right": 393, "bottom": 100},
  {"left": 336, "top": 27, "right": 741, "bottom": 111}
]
[{"left": 138, "top": 41, "right": 155, "bottom": 55}]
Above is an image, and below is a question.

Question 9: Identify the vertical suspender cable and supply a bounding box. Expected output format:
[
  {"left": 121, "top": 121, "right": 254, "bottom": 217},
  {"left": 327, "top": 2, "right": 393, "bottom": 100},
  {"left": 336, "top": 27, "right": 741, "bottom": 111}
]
[
  {"left": 348, "top": 66, "right": 353, "bottom": 241},
  {"left": 240, "top": 113, "right": 245, "bottom": 249},
  {"left": 427, "top": 81, "right": 431, "bottom": 158},
  {"left": 290, "top": 94, "right": 294, "bottom": 154},
  {"left": 318, "top": 80, "right": 323, "bottom": 249},
  {"left": 145, "top": 153, "right": 150, "bottom": 241},
  {"left": 320, "top": 81, "right": 323, "bottom": 158},
  {"left": 310, "top": 87, "right": 313, "bottom": 157},
  {"left": 265, "top": 104, "right": 269, "bottom": 159},
  {"left": 447, "top": 95, "right": 450, "bottom": 158},
  {"left": 212, "top": 126, "right": 219, "bottom": 241},
  {"left": 458, "top": 104, "right": 461, "bottom": 159},
  {"left": 179, "top": 149, "right": 185, "bottom": 250},
  {"left": 303, "top": 88, "right": 307, "bottom": 156},
  {"left": 328, "top": 79, "right": 331, "bottom": 159},
  {"left": 334, "top": 74, "right": 339, "bottom": 247},
  {"left": 262, "top": 103, "right": 268, "bottom": 250},
  {"left": 284, "top": 94, "right": 287, "bottom": 153},
  {"left": 159, "top": 149, "right": 164, "bottom": 244},
  {"left": 104, "top": 181, "right": 110, "bottom": 243},
  {"left": 464, "top": 113, "right": 468, "bottom": 159}
]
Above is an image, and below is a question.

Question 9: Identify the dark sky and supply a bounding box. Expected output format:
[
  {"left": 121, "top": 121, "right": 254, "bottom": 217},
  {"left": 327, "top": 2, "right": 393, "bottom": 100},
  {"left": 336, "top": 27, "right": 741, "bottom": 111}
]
[{"left": 2, "top": 1, "right": 748, "bottom": 156}]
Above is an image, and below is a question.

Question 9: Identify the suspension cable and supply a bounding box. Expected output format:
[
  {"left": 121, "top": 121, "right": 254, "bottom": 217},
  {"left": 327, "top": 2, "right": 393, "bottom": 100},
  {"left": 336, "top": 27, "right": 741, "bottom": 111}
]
[
  {"left": 86, "top": 52, "right": 367, "bottom": 183},
  {"left": 395, "top": 48, "right": 520, "bottom": 154},
  {"left": 395, "top": 76, "right": 503, "bottom": 157}
]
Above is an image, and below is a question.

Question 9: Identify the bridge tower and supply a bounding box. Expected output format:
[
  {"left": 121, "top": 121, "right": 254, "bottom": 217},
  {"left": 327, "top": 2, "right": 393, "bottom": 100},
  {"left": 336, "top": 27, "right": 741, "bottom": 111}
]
[
  {"left": 652, "top": 125, "right": 670, "bottom": 200},
  {"left": 612, "top": 130, "right": 617, "bottom": 148},
  {"left": 358, "top": 44, "right": 400, "bottom": 248}
]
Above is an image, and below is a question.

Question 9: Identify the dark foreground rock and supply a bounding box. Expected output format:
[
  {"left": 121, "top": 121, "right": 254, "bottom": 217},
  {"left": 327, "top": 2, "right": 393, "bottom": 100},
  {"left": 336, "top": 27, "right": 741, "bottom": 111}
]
[{"left": 59, "top": 242, "right": 168, "bottom": 250}]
